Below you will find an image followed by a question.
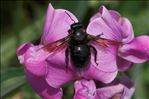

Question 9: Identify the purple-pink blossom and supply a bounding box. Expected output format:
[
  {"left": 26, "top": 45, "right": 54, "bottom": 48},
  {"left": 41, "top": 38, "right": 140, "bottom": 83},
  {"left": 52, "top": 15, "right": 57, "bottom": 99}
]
[
  {"left": 43, "top": 4, "right": 118, "bottom": 89},
  {"left": 17, "top": 43, "right": 63, "bottom": 99},
  {"left": 16, "top": 4, "right": 117, "bottom": 98},
  {"left": 16, "top": 3, "right": 149, "bottom": 99},
  {"left": 74, "top": 76, "right": 135, "bottom": 99},
  {"left": 87, "top": 6, "right": 149, "bottom": 71}
]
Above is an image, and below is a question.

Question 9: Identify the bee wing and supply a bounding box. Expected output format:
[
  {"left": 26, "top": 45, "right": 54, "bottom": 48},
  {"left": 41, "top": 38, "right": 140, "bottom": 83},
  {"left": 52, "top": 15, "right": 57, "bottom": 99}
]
[
  {"left": 41, "top": 35, "right": 70, "bottom": 53},
  {"left": 87, "top": 34, "right": 121, "bottom": 57},
  {"left": 87, "top": 34, "right": 120, "bottom": 48}
]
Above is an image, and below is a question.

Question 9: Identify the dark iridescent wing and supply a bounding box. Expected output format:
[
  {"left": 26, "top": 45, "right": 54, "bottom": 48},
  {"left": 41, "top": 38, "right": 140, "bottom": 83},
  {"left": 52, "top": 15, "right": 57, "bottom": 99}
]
[
  {"left": 87, "top": 34, "right": 120, "bottom": 47},
  {"left": 41, "top": 35, "right": 70, "bottom": 53},
  {"left": 87, "top": 34, "right": 121, "bottom": 57}
]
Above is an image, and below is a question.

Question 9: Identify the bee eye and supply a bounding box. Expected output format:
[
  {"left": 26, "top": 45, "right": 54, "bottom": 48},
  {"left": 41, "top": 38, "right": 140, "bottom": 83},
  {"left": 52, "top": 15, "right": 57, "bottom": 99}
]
[
  {"left": 68, "top": 29, "right": 75, "bottom": 34},
  {"left": 68, "top": 29, "right": 71, "bottom": 33}
]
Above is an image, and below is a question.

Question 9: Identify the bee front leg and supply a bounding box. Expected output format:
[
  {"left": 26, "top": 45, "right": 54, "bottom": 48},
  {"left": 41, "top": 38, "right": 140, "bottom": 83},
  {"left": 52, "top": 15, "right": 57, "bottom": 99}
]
[
  {"left": 96, "top": 32, "right": 104, "bottom": 37},
  {"left": 65, "top": 47, "right": 69, "bottom": 72}
]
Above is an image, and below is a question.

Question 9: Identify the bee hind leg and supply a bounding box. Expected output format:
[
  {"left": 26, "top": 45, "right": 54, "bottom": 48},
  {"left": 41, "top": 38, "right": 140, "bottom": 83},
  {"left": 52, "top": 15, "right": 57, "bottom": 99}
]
[{"left": 89, "top": 45, "right": 98, "bottom": 66}]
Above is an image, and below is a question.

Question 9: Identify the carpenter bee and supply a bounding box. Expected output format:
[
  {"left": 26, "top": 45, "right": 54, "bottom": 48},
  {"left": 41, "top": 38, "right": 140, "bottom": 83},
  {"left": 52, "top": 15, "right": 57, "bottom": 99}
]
[{"left": 42, "top": 11, "right": 119, "bottom": 69}]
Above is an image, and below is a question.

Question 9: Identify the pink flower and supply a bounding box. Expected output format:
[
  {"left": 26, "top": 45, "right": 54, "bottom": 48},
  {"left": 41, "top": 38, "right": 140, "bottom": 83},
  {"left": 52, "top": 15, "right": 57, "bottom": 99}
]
[
  {"left": 17, "top": 4, "right": 118, "bottom": 98},
  {"left": 42, "top": 4, "right": 118, "bottom": 89},
  {"left": 74, "top": 76, "right": 135, "bottom": 99},
  {"left": 17, "top": 43, "right": 63, "bottom": 99},
  {"left": 87, "top": 6, "right": 149, "bottom": 71},
  {"left": 74, "top": 79, "right": 96, "bottom": 99}
]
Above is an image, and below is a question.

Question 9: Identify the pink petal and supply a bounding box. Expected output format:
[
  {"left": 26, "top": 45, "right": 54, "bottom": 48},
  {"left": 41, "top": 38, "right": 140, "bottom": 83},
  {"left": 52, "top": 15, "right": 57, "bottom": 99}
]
[
  {"left": 25, "top": 70, "right": 63, "bottom": 99},
  {"left": 96, "top": 84, "right": 124, "bottom": 98},
  {"left": 119, "top": 35, "right": 149, "bottom": 63},
  {"left": 87, "top": 18, "right": 121, "bottom": 41},
  {"left": 74, "top": 79, "right": 96, "bottom": 94},
  {"left": 46, "top": 51, "right": 77, "bottom": 88},
  {"left": 17, "top": 43, "right": 63, "bottom": 98},
  {"left": 24, "top": 46, "right": 50, "bottom": 76},
  {"left": 119, "top": 75, "right": 135, "bottom": 99},
  {"left": 89, "top": 5, "right": 135, "bottom": 45},
  {"left": 90, "top": 9, "right": 121, "bottom": 22},
  {"left": 74, "top": 79, "right": 96, "bottom": 99},
  {"left": 17, "top": 43, "right": 50, "bottom": 77},
  {"left": 90, "top": 12, "right": 101, "bottom": 22},
  {"left": 40, "top": 3, "right": 78, "bottom": 45},
  {"left": 96, "top": 76, "right": 135, "bottom": 99},
  {"left": 98, "top": 6, "right": 123, "bottom": 41},
  {"left": 17, "top": 42, "right": 33, "bottom": 56},
  {"left": 17, "top": 42, "right": 33, "bottom": 64},
  {"left": 119, "top": 17, "right": 134, "bottom": 43},
  {"left": 121, "top": 86, "right": 135, "bottom": 99},
  {"left": 109, "top": 10, "right": 121, "bottom": 21},
  {"left": 84, "top": 44, "right": 118, "bottom": 83},
  {"left": 117, "top": 56, "right": 133, "bottom": 72}
]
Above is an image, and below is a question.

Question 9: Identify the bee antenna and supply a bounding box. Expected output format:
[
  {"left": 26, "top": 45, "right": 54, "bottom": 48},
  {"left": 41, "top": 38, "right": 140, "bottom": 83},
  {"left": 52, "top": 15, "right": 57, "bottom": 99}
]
[{"left": 65, "top": 11, "right": 75, "bottom": 23}]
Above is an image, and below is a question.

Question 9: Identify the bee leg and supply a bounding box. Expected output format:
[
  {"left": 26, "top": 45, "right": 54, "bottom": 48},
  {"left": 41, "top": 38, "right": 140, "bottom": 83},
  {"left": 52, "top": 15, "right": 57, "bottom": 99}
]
[
  {"left": 89, "top": 45, "right": 98, "bottom": 66},
  {"left": 65, "top": 47, "right": 69, "bottom": 72},
  {"left": 97, "top": 32, "right": 104, "bottom": 37}
]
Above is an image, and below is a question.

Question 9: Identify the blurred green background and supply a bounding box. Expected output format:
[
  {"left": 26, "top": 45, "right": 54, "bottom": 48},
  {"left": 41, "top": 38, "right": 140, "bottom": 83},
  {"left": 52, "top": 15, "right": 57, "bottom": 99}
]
[{"left": 1, "top": 1, "right": 149, "bottom": 99}]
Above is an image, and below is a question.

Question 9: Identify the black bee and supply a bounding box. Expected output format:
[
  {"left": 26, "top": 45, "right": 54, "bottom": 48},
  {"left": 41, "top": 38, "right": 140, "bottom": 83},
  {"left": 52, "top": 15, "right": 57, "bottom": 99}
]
[{"left": 42, "top": 12, "right": 118, "bottom": 69}]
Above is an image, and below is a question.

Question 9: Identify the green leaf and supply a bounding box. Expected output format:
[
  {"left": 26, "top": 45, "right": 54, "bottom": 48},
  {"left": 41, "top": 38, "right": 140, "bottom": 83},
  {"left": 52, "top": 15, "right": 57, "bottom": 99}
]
[
  {"left": 0, "top": 67, "right": 25, "bottom": 97},
  {"left": 1, "top": 67, "right": 24, "bottom": 81},
  {"left": 1, "top": 76, "right": 26, "bottom": 97},
  {"left": 131, "top": 64, "right": 147, "bottom": 99}
]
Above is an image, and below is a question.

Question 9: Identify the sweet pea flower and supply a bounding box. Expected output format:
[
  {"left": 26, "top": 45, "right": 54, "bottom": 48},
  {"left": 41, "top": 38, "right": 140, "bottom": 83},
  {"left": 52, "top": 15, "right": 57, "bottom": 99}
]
[
  {"left": 87, "top": 6, "right": 149, "bottom": 71},
  {"left": 17, "top": 3, "right": 119, "bottom": 98},
  {"left": 43, "top": 4, "right": 118, "bottom": 88},
  {"left": 17, "top": 43, "right": 63, "bottom": 99},
  {"left": 74, "top": 76, "right": 135, "bottom": 99}
]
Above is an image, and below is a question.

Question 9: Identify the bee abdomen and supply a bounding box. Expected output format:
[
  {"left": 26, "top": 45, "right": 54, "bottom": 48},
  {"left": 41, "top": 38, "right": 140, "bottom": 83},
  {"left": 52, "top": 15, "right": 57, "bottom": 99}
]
[{"left": 70, "top": 44, "right": 90, "bottom": 68}]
